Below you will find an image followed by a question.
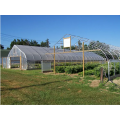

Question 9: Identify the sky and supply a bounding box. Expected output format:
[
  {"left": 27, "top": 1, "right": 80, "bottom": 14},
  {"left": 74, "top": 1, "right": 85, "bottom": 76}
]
[{"left": 1, "top": 15, "right": 120, "bottom": 49}]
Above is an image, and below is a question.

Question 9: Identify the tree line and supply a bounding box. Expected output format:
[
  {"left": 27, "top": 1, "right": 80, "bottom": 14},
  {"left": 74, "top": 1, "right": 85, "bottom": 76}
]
[{"left": 1, "top": 39, "right": 50, "bottom": 50}]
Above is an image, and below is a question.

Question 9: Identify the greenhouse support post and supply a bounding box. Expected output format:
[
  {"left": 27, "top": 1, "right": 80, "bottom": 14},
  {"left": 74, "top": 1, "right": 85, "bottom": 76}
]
[
  {"left": 54, "top": 46, "right": 55, "bottom": 74},
  {"left": 20, "top": 56, "right": 22, "bottom": 70},
  {"left": 82, "top": 42, "right": 84, "bottom": 77},
  {"left": 100, "top": 67, "right": 103, "bottom": 83}
]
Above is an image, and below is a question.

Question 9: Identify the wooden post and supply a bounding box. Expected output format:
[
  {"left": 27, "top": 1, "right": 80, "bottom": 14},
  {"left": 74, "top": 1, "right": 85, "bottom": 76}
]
[
  {"left": 54, "top": 46, "right": 56, "bottom": 74},
  {"left": 20, "top": 56, "right": 22, "bottom": 70},
  {"left": 100, "top": 67, "right": 103, "bottom": 83},
  {"left": 82, "top": 42, "right": 84, "bottom": 77}
]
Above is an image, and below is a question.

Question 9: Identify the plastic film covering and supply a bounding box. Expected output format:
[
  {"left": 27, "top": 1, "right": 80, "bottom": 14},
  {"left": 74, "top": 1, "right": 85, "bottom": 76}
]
[
  {"left": 7, "top": 57, "right": 10, "bottom": 68},
  {"left": 14, "top": 45, "right": 104, "bottom": 62},
  {"left": 27, "top": 61, "right": 35, "bottom": 69},
  {"left": 6, "top": 45, "right": 105, "bottom": 70},
  {"left": 22, "top": 57, "right": 27, "bottom": 70}
]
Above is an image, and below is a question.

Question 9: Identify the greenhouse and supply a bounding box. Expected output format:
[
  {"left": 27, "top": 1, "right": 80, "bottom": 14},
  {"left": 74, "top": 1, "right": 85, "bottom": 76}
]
[{"left": 2, "top": 45, "right": 104, "bottom": 70}]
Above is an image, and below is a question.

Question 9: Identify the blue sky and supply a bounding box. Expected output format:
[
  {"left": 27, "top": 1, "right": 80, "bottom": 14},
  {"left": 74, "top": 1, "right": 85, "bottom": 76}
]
[{"left": 1, "top": 15, "right": 120, "bottom": 49}]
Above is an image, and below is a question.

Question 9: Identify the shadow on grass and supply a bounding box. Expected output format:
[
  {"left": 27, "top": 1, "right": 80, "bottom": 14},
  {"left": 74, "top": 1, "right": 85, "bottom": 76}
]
[{"left": 1, "top": 79, "right": 72, "bottom": 91}]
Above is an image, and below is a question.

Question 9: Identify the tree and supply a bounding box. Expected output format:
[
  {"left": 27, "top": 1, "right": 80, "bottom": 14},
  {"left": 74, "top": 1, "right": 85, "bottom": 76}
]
[
  {"left": 71, "top": 45, "right": 75, "bottom": 50},
  {"left": 78, "top": 40, "right": 82, "bottom": 51},
  {"left": 56, "top": 46, "right": 59, "bottom": 49},
  {"left": 9, "top": 39, "right": 41, "bottom": 49},
  {"left": 40, "top": 41, "right": 46, "bottom": 47},
  {"left": 84, "top": 44, "right": 88, "bottom": 50},
  {"left": 0, "top": 44, "right": 4, "bottom": 49},
  {"left": 8, "top": 38, "right": 50, "bottom": 49},
  {"left": 46, "top": 39, "right": 50, "bottom": 47},
  {"left": 7, "top": 47, "right": 11, "bottom": 50}
]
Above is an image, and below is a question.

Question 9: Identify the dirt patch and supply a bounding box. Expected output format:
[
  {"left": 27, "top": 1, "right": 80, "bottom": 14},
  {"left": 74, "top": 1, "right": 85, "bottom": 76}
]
[
  {"left": 67, "top": 74, "right": 78, "bottom": 77},
  {"left": 2, "top": 80, "right": 11, "bottom": 83},
  {"left": 11, "top": 68, "right": 20, "bottom": 70},
  {"left": 113, "top": 80, "right": 120, "bottom": 86},
  {"left": 58, "top": 86, "right": 63, "bottom": 88},
  {"left": 43, "top": 72, "right": 65, "bottom": 75},
  {"left": 67, "top": 81, "right": 73, "bottom": 84},
  {"left": 105, "top": 81, "right": 112, "bottom": 86},
  {"left": 78, "top": 90, "right": 82, "bottom": 93},
  {"left": 90, "top": 80, "right": 100, "bottom": 87},
  {"left": 43, "top": 72, "right": 78, "bottom": 78}
]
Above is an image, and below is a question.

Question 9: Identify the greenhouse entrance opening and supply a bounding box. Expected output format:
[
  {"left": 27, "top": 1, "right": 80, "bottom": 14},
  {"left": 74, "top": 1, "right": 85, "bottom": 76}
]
[
  {"left": 2, "top": 56, "right": 22, "bottom": 70},
  {"left": 10, "top": 56, "right": 20, "bottom": 69}
]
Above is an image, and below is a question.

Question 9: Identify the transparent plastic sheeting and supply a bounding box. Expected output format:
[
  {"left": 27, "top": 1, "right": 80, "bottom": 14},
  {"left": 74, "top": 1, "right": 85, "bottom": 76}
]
[
  {"left": 12, "top": 45, "right": 104, "bottom": 62},
  {"left": 3, "top": 57, "right": 10, "bottom": 69},
  {"left": 6, "top": 45, "right": 105, "bottom": 70},
  {"left": 41, "top": 61, "right": 51, "bottom": 72}
]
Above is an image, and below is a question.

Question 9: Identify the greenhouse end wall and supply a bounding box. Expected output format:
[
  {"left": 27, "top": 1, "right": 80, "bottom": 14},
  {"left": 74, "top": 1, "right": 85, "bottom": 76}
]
[{"left": 7, "top": 45, "right": 28, "bottom": 70}]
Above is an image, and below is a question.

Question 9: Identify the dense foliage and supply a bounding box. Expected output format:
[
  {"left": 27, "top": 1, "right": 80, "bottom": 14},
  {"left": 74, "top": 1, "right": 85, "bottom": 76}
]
[
  {"left": 7, "top": 39, "right": 50, "bottom": 49},
  {"left": 56, "top": 63, "right": 100, "bottom": 74},
  {"left": 56, "top": 62, "right": 120, "bottom": 77},
  {"left": 0, "top": 44, "right": 4, "bottom": 49}
]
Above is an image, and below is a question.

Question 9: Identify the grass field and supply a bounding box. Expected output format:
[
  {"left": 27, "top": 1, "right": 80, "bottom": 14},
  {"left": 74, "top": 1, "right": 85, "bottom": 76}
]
[{"left": 1, "top": 67, "right": 120, "bottom": 105}]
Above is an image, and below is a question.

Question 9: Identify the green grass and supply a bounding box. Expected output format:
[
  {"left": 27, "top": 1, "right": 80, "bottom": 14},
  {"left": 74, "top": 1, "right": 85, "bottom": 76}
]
[{"left": 1, "top": 68, "right": 120, "bottom": 105}]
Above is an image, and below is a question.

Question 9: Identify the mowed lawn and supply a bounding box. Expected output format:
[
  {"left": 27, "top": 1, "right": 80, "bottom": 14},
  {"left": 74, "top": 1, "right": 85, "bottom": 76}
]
[{"left": 1, "top": 68, "right": 120, "bottom": 105}]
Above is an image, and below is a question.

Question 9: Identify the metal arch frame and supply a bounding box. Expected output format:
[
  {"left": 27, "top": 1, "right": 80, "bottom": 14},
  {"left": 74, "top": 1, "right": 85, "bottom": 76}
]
[
  {"left": 53, "top": 34, "right": 120, "bottom": 61},
  {"left": 88, "top": 41, "right": 108, "bottom": 60},
  {"left": 88, "top": 40, "right": 116, "bottom": 60}
]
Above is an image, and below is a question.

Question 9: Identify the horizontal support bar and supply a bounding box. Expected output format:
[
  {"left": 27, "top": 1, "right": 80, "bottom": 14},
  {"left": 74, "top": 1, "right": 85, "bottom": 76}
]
[
  {"left": 10, "top": 56, "right": 21, "bottom": 58},
  {"left": 46, "top": 49, "right": 101, "bottom": 54},
  {"left": 109, "top": 59, "right": 120, "bottom": 63}
]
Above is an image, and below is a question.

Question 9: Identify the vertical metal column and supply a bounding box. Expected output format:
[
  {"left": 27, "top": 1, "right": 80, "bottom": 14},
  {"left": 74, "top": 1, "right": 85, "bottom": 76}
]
[
  {"left": 54, "top": 46, "right": 56, "bottom": 74},
  {"left": 82, "top": 42, "right": 84, "bottom": 77}
]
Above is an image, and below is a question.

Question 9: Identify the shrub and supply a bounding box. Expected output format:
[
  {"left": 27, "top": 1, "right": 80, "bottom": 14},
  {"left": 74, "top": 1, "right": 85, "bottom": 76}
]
[{"left": 55, "top": 66, "right": 66, "bottom": 73}]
